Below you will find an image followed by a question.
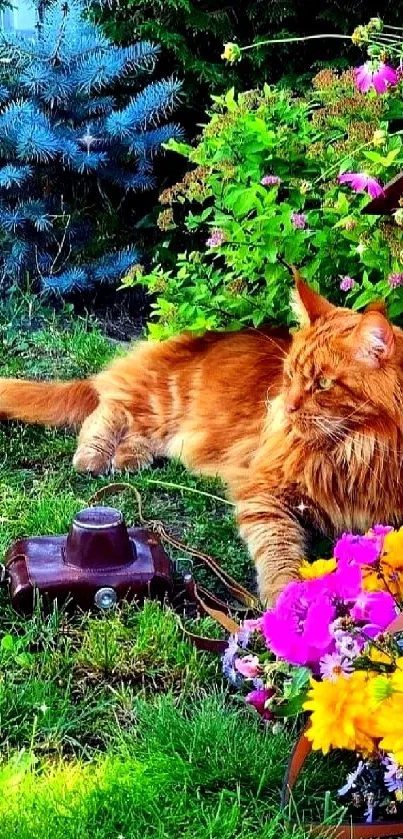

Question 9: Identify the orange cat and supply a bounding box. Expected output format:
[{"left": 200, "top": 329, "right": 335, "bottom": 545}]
[{"left": 1, "top": 275, "right": 403, "bottom": 604}]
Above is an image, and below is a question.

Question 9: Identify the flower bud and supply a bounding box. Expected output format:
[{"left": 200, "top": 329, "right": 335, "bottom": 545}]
[
  {"left": 372, "top": 128, "right": 387, "bottom": 147},
  {"left": 221, "top": 42, "right": 241, "bottom": 63}
]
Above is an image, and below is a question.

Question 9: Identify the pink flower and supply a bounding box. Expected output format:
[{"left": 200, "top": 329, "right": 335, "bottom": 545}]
[
  {"left": 388, "top": 272, "right": 403, "bottom": 289},
  {"left": 291, "top": 212, "right": 307, "bottom": 229},
  {"left": 334, "top": 533, "right": 380, "bottom": 566},
  {"left": 234, "top": 654, "right": 260, "bottom": 679},
  {"left": 350, "top": 590, "right": 396, "bottom": 631},
  {"left": 354, "top": 61, "right": 398, "bottom": 95},
  {"left": 338, "top": 172, "right": 384, "bottom": 198},
  {"left": 206, "top": 228, "right": 225, "bottom": 248},
  {"left": 261, "top": 175, "right": 281, "bottom": 186},
  {"left": 262, "top": 579, "right": 335, "bottom": 667},
  {"left": 242, "top": 618, "right": 263, "bottom": 632},
  {"left": 320, "top": 652, "right": 353, "bottom": 681},
  {"left": 339, "top": 275, "right": 355, "bottom": 292},
  {"left": 246, "top": 687, "right": 274, "bottom": 720}
]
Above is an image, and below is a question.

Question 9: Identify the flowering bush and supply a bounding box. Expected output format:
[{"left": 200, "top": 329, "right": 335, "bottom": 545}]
[
  {"left": 124, "top": 18, "right": 403, "bottom": 337},
  {"left": 223, "top": 525, "right": 403, "bottom": 824}
]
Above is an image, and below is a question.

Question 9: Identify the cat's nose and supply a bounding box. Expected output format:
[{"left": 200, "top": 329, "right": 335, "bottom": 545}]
[{"left": 285, "top": 400, "right": 299, "bottom": 414}]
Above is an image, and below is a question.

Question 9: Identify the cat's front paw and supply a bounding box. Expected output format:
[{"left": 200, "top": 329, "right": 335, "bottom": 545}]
[
  {"left": 72, "top": 445, "right": 113, "bottom": 476},
  {"left": 258, "top": 565, "right": 302, "bottom": 607}
]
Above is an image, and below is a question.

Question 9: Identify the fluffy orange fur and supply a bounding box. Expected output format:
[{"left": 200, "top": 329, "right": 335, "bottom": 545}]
[{"left": 2, "top": 275, "right": 403, "bottom": 604}]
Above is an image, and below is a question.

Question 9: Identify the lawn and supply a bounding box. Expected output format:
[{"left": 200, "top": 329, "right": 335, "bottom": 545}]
[{"left": 0, "top": 297, "right": 344, "bottom": 839}]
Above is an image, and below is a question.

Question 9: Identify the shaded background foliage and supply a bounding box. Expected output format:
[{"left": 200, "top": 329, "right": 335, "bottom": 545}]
[{"left": 94, "top": 0, "right": 403, "bottom": 137}]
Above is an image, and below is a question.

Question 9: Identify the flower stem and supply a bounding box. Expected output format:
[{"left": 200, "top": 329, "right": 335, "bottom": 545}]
[{"left": 240, "top": 34, "right": 351, "bottom": 52}]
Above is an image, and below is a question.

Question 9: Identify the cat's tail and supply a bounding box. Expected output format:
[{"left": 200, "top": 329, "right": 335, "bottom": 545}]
[{"left": 0, "top": 378, "right": 98, "bottom": 427}]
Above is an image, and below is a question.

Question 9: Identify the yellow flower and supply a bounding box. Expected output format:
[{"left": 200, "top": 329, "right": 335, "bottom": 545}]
[
  {"left": 221, "top": 42, "right": 241, "bottom": 63},
  {"left": 382, "top": 530, "right": 403, "bottom": 569},
  {"left": 299, "top": 558, "right": 336, "bottom": 580},
  {"left": 368, "top": 647, "right": 394, "bottom": 666},
  {"left": 304, "top": 672, "right": 377, "bottom": 755},
  {"left": 375, "top": 694, "right": 403, "bottom": 765}
]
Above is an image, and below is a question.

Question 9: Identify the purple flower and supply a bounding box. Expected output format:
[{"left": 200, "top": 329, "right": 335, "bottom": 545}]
[
  {"left": 261, "top": 175, "right": 281, "bottom": 186},
  {"left": 262, "top": 579, "right": 335, "bottom": 667},
  {"left": 222, "top": 636, "right": 240, "bottom": 684},
  {"left": 319, "top": 652, "right": 353, "bottom": 681},
  {"left": 388, "top": 272, "right": 403, "bottom": 289},
  {"left": 245, "top": 687, "right": 274, "bottom": 720},
  {"left": 383, "top": 755, "right": 403, "bottom": 793},
  {"left": 350, "top": 590, "right": 396, "bottom": 632},
  {"left": 338, "top": 172, "right": 384, "bottom": 198},
  {"left": 354, "top": 61, "right": 398, "bottom": 95},
  {"left": 338, "top": 761, "right": 365, "bottom": 796},
  {"left": 339, "top": 275, "right": 356, "bottom": 292},
  {"left": 206, "top": 228, "right": 225, "bottom": 248},
  {"left": 334, "top": 533, "right": 380, "bottom": 567},
  {"left": 336, "top": 634, "right": 362, "bottom": 660},
  {"left": 291, "top": 212, "right": 307, "bottom": 229}
]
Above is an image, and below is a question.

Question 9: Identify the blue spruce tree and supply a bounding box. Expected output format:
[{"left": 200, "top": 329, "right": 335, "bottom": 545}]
[{"left": 0, "top": 0, "right": 183, "bottom": 294}]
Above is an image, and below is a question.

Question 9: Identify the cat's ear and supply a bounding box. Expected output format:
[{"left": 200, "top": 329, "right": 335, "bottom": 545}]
[
  {"left": 349, "top": 310, "right": 395, "bottom": 367},
  {"left": 290, "top": 268, "right": 336, "bottom": 327}
]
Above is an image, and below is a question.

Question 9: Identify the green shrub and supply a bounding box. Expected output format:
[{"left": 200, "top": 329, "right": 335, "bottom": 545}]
[{"left": 127, "top": 69, "right": 403, "bottom": 336}]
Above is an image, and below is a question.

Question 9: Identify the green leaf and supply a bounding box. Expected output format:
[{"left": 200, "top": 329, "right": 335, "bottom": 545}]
[
  {"left": 275, "top": 692, "right": 308, "bottom": 718},
  {"left": 1, "top": 634, "right": 15, "bottom": 652}
]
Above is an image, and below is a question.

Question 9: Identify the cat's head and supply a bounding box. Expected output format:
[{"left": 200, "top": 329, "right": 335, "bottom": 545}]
[{"left": 282, "top": 272, "right": 403, "bottom": 443}]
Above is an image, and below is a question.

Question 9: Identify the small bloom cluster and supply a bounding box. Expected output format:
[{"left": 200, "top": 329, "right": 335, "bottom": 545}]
[
  {"left": 388, "top": 273, "right": 403, "bottom": 289},
  {"left": 206, "top": 228, "right": 226, "bottom": 248},
  {"left": 339, "top": 275, "right": 356, "bottom": 292},
  {"left": 222, "top": 525, "right": 403, "bottom": 821},
  {"left": 290, "top": 212, "right": 307, "bottom": 229},
  {"left": 260, "top": 175, "right": 281, "bottom": 187}
]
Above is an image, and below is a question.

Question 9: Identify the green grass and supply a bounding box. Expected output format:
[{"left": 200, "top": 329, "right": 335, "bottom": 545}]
[{"left": 0, "top": 299, "right": 347, "bottom": 838}]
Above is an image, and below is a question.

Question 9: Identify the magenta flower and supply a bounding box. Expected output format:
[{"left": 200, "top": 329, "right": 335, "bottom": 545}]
[
  {"left": 246, "top": 687, "right": 274, "bottom": 720},
  {"left": 319, "top": 652, "right": 353, "bottom": 681},
  {"left": 261, "top": 175, "right": 281, "bottom": 187},
  {"left": 262, "top": 580, "right": 335, "bottom": 667},
  {"left": 368, "top": 524, "right": 394, "bottom": 554},
  {"left": 339, "top": 275, "right": 355, "bottom": 292},
  {"left": 388, "top": 272, "right": 403, "bottom": 289},
  {"left": 234, "top": 654, "right": 260, "bottom": 679},
  {"left": 291, "top": 212, "right": 307, "bottom": 229},
  {"left": 338, "top": 172, "right": 384, "bottom": 198},
  {"left": 334, "top": 533, "right": 380, "bottom": 567},
  {"left": 350, "top": 590, "right": 396, "bottom": 631},
  {"left": 206, "top": 228, "right": 225, "bottom": 248},
  {"left": 354, "top": 61, "right": 398, "bottom": 95}
]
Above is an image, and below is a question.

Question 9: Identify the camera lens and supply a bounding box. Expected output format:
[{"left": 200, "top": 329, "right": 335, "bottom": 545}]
[{"left": 94, "top": 587, "right": 117, "bottom": 610}]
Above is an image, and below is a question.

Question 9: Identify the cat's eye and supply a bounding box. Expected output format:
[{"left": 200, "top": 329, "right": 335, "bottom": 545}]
[{"left": 318, "top": 377, "right": 333, "bottom": 391}]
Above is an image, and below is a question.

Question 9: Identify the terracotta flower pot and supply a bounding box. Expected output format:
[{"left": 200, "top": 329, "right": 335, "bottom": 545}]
[{"left": 282, "top": 612, "right": 403, "bottom": 838}]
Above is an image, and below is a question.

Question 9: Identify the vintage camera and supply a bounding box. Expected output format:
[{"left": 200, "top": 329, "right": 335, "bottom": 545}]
[{"left": 5, "top": 505, "right": 178, "bottom": 614}]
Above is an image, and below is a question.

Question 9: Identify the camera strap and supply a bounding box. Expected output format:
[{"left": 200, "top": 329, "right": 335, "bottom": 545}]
[{"left": 88, "top": 482, "right": 260, "bottom": 654}]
